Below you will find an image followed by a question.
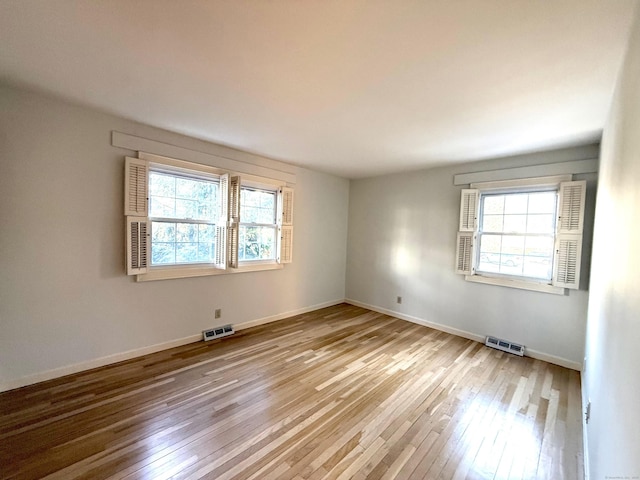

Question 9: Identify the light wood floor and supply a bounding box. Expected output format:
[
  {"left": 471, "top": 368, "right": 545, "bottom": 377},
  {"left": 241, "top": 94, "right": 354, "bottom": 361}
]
[{"left": 0, "top": 304, "right": 583, "bottom": 480}]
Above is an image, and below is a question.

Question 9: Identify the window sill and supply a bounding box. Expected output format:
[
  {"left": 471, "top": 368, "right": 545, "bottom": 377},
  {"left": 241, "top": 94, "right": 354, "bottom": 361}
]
[
  {"left": 136, "top": 262, "right": 283, "bottom": 282},
  {"left": 464, "top": 274, "right": 566, "bottom": 295}
]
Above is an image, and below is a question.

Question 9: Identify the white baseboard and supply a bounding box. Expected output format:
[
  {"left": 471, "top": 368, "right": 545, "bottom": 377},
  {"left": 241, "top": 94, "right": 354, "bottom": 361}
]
[
  {"left": 0, "top": 299, "right": 345, "bottom": 393},
  {"left": 0, "top": 334, "right": 202, "bottom": 393},
  {"left": 344, "top": 298, "right": 582, "bottom": 371},
  {"left": 234, "top": 299, "right": 345, "bottom": 331}
]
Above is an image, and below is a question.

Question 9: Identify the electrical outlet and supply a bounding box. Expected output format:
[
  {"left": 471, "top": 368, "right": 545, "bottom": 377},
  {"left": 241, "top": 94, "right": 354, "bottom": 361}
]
[
  {"left": 215, "top": 309, "right": 221, "bottom": 319},
  {"left": 397, "top": 296, "right": 402, "bottom": 304}
]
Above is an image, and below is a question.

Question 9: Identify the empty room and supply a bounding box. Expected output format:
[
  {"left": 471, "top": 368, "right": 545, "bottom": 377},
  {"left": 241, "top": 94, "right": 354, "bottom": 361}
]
[{"left": 1, "top": 1, "right": 639, "bottom": 479}]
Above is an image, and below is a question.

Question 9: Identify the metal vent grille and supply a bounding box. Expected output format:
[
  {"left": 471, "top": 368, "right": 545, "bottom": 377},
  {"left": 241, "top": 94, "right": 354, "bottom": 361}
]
[
  {"left": 485, "top": 336, "right": 525, "bottom": 356},
  {"left": 203, "top": 325, "right": 235, "bottom": 341}
]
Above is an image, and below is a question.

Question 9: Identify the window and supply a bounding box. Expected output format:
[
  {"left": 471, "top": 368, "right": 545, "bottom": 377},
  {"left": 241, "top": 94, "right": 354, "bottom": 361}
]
[
  {"left": 124, "top": 155, "right": 294, "bottom": 280},
  {"left": 477, "top": 191, "right": 556, "bottom": 281},
  {"left": 239, "top": 187, "right": 277, "bottom": 262},
  {"left": 455, "top": 176, "right": 586, "bottom": 293},
  {"left": 148, "top": 170, "right": 219, "bottom": 266}
]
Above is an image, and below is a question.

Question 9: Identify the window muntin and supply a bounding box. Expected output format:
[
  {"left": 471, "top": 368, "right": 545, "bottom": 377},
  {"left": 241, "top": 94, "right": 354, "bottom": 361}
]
[
  {"left": 148, "top": 170, "right": 219, "bottom": 266},
  {"left": 239, "top": 187, "right": 277, "bottom": 262},
  {"left": 476, "top": 191, "right": 557, "bottom": 281}
]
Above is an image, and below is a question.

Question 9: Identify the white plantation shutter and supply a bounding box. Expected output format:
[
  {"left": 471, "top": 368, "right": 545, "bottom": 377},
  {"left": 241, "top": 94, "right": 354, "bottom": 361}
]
[
  {"left": 278, "top": 187, "right": 294, "bottom": 264},
  {"left": 558, "top": 181, "right": 586, "bottom": 234},
  {"left": 459, "top": 189, "right": 479, "bottom": 232},
  {"left": 281, "top": 187, "right": 294, "bottom": 226},
  {"left": 455, "top": 232, "right": 474, "bottom": 275},
  {"left": 126, "top": 217, "right": 149, "bottom": 275},
  {"left": 124, "top": 158, "right": 149, "bottom": 275},
  {"left": 227, "top": 176, "right": 241, "bottom": 269},
  {"left": 215, "top": 174, "right": 229, "bottom": 270},
  {"left": 553, "top": 235, "right": 583, "bottom": 289},
  {"left": 124, "top": 157, "right": 148, "bottom": 216},
  {"left": 455, "top": 189, "right": 478, "bottom": 275},
  {"left": 552, "top": 180, "right": 586, "bottom": 289}
]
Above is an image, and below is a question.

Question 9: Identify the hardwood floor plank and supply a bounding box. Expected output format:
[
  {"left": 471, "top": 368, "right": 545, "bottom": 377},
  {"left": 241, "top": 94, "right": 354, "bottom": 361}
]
[{"left": 0, "top": 304, "right": 583, "bottom": 480}]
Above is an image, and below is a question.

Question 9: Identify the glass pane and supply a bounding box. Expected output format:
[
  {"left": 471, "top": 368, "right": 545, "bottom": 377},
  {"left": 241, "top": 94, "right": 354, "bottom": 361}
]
[
  {"left": 151, "top": 221, "right": 216, "bottom": 266},
  {"left": 483, "top": 195, "right": 504, "bottom": 214},
  {"left": 499, "top": 235, "right": 524, "bottom": 275},
  {"left": 152, "top": 222, "right": 175, "bottom": 242},
  {"left": 149, "top": 195, "right": 176, "bottom": 218},
  {"left": 523, "top": 236, "right": 554, "bottom": 279},
  {"left": 240, "top": 188, "right": 276, "bottom": 224},
  {"left": 176, "top": 223, "right": 198, "bottom": 243},
  {"left": 528, "top": 192, "right": 556, "bottom": 214},
  {"left": 149, "top": 171, "right": 218, "bottom": 221},
  {"left": 482, "top": 214, "right": 503, "bottom": 233},
  {"left": 176, "top": 243, "right": 198, "bottom": 263},
  {"left": 526, "top": 214, "right": 555, "bottom": 234},
  {"left": 149, "top": 172, "right": 175, "bottom": 197},
  {"left": 239, "top": 226, "right": 276, "bottom": 261},
  {"left": 504, "top": 194, "right": 528, "bottom": 214},
  {"left": 151, "top": 242, "right": 175, "bottom": 265},
  {"left": 480, "top": 234, "right": 502, "bottom": 253},
  {"left": 503, "top": 214, "right": 526, "bottom": 233}
]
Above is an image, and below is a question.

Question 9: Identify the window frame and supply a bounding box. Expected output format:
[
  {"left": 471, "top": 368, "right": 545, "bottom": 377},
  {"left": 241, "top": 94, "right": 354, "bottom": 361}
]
[
  {"left": 474, "top": 188, "right": 558, "bottom": 284},
  {"left": 147, "top": 168, "right": 221, "bottom": 268},
  {"left": 456, "top": 174, "right": 584, "bottom": 295},
  {"left": 238, "top": 181, "right": 279, "bottom": 265},
  {"left": 125, "top": 153, "right": 293, "bottom": 282}
]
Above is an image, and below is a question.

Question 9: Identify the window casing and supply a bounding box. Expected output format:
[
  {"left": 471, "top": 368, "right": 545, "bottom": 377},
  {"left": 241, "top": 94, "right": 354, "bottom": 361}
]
[
  {"left": 124, "top": 155, "right": 294, "bottom": 281},
  {"left": 455, "top": 176, "right": 586, "bottom": 293}
]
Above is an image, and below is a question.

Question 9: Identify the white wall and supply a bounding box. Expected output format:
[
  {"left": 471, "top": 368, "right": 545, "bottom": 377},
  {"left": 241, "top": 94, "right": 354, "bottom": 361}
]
[
  {"left": 346, "top": 146, "right": 598, "bottom": 368},
  {"left": 0, "top": 85, "right": 349, "bottom": 390},
  {"left": 584, "top": 6, "right": 640, "bottom": 479}
]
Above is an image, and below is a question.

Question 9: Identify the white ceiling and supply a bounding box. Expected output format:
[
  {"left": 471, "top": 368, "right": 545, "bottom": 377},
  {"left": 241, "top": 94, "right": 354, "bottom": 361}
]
[{"left": 0, "top": 1, "right": 637, "bottom": 178}]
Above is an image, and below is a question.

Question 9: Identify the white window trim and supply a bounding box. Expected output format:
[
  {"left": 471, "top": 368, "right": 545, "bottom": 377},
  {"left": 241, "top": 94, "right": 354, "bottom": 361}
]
[
  {"left": 464, "top": 274, "right": 565, "bottom": 295},
  {"left": 456, "top": 174, "right": 584, "bottom": 294},
  {"left": 126, "top": 153, "right": 293, "bottom": 282},
  {"left": 135, "top": 262, "right": 283, "bottom": 282}
]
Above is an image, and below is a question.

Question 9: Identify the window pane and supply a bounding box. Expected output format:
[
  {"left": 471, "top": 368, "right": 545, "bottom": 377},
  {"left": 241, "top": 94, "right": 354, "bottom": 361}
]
[
  {"left": 483, "top": 195, "right": 504, "bottom": 214},
  {"left": 522, "top": 236, "right": 554, "bottom": 280},
  {"left": 149, "top": 171, "right": 218, "bottom": 221},
  {"left": 504, "top": 194, "right": 528, "bottom": 214},
  {"left": 528, "top": 192, "right": 556, "bottom": 214},
  {"left": 526, "top": 214, "right": 555, "bottom": 234},
  {"left": 151, "top": 242, "right": 175, "bottom": 265},
  {"left": 240, "top": 188, "right": 276, "bottom": 224},
  {"left": 151, "top": 221, "right": 216, "bottom": 266},
  {"left": 503, "top": 214, "right": 526, "bottom": 233},
  {"left": 482, "top": 214, "right": 503, "bottom": 233},
  {"left": 239, "top": 226, "right": 276, "bottom": 261}
]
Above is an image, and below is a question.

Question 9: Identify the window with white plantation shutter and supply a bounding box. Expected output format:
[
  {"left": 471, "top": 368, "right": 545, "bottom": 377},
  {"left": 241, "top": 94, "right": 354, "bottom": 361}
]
[
  {"left": 123, "top": 154, "right": 293, "bottom": 280},
  {"left": 455, "top": 177, "right": 587, "bottom": 293},
  {"left": 124, "top": 157, "right": 148, "bottom": 216}
]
